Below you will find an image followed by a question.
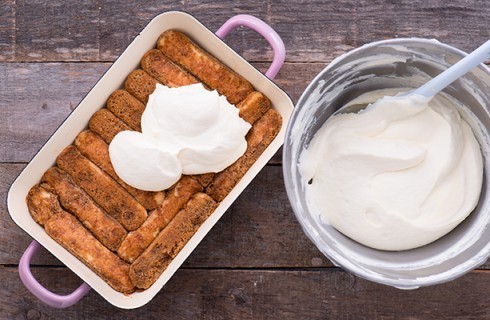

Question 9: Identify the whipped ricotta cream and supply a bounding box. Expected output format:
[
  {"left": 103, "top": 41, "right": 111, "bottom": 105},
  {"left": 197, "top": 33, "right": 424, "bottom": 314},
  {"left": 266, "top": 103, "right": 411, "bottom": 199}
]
[
  {"left": 299, "top": 91, "right": 483, "bottom": 251},
  {"left": 109, "top": 83, "right": 251, "bottom": 191}
]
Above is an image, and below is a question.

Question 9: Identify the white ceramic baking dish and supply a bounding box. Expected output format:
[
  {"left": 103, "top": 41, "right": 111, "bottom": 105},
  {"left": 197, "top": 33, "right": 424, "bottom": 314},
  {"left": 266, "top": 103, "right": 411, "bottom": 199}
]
[{"left": 7, "top": 11, "right": 293, "bottom": 309}]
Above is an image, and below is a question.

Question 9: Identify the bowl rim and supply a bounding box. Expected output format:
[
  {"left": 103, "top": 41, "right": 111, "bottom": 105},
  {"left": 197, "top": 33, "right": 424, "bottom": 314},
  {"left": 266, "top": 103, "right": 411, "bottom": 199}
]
[{"left": 283, "top": 37, "right": 490, "bottom": 289}]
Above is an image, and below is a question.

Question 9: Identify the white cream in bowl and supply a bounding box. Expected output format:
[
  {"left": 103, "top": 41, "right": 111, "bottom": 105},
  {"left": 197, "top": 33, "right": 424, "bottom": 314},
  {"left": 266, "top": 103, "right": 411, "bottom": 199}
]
[
  {"left": 299, "top": 89, "right": 483, "bottom": 251},
  {"left": 284, "top": 38, "right": 490, "bottom": 289}
]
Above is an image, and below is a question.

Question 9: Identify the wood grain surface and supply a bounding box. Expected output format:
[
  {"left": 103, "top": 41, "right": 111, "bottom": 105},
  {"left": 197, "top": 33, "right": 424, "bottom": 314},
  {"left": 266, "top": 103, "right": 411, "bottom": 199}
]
[
  {"left": 2, "top": 267, "right": 490, "bottom": 319},
  {"left": 1, "top": 0, "right": 489, "bottom": 318}
]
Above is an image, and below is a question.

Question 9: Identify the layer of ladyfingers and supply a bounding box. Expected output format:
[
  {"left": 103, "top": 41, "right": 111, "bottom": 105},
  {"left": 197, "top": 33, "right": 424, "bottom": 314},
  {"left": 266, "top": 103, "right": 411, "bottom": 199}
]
[
  {"left": 106, "top": 89, "right": 145, "bottom": 131},
  {"left": 75, "top": 130, "right": 165, "bottom": 211},
  {"left": 117, "top": 175, "right": 203, "bottom": 263},
  {"left": 129, "top": 193, "right": 218, "bottom": 289},
  {"left": 27, "top": 29, "right": 283, "bottom": 294},
  {"left": 157, "top": 30, "right": 254, "bottom": 104},
  {"left": 57, "top": 145, "right": 147, "bottom": 231},
  {"left": 45, "top": 210, "right": 134, "bottom": 293},
  {"left": 141, "top": 49, "right": 199, "bottom": 88},
  {"left": 41, "top": 167, "right": 127, "bottom": 251}
]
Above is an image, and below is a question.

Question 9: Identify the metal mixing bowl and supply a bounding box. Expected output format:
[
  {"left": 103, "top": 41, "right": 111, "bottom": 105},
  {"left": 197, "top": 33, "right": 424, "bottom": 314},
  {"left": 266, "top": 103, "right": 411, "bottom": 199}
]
[{"left": 283, "top": 38, "right": 490, "bottom": 289}]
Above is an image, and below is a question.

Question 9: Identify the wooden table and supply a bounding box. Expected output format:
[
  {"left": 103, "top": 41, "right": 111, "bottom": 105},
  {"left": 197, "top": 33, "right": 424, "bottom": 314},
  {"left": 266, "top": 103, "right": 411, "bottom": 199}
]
[{"left": 1, "top": 1, "right": 489, "bottom": 318}]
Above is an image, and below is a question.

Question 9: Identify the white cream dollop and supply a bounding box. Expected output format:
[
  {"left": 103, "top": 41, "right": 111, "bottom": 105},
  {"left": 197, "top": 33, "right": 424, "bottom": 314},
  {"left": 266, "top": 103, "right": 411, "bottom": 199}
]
[
  {"left": 109, "top": 83, "right": 251, "bottom": 191},
  {"left": 299, "top": 92, "right": 483, "bottom": 251}
]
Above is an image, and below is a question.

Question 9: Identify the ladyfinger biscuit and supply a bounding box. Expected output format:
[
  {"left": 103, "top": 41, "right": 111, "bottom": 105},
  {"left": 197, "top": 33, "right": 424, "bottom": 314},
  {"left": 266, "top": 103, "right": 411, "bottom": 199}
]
[
  {"left": 45, "top": 210, "right": 134, "bottom": 293},
  {"left": 41, "top": 167, "right": 127, "bottom": 251},
  {"left": 124, "top": 69, "right": 158, "bottom": 103},
  {"left": 26, "top": 184, "right": 62, "bottom": 226},
  {"left": 157, "top": 30, "right": 254, "bottom": 104},
  {"left": 75, "top": 130, "right": 165, "bottom": 210},
  {"left": 206, "top": 109, "right": 282, "bottom": 202},
  {"left": 89, "top": 109, "right": 132, "bottom": 144},
  {"left": 237, "top": 91, "right": 271, "bottom": 125},
  {"left": 129, "top": 193, "right": 218, "bottom": 289},
  {"left": 117, "top": 175, "right": 202, "bottom": 263},
  {"left": 192, "top": 173, "right": 215, "bottom": 188},
  {"left": 141, "top": 49, "right": 199, "bottom": 88},
  {"left": 107, "top": 90, "right": 145, "bottom": 131},
  {"left": 57, "top": 145, "right": 147, "bottom": 231}
]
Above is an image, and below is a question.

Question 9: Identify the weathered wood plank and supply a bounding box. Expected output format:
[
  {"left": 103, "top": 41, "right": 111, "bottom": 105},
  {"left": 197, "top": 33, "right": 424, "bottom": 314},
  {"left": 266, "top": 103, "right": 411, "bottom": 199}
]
[
  {"left": 12, "top": 0, "right": 271, "bottom": 62},
  {"left": 3, "top": 163, "right": 489, "bottom": 270},
  {"left": 0, "top": 0, "right": 15, "bottom": 61},
  {"left": 0, "top": 62, "right": 320, "bottom": 163},
  {"left": 272, "top": 0, "right": 490, "bottom": 63},
  {"left": 5, "top": 1, "right": 490, "bottom": 62},
  {"left": 14, "top": 0, "right": 100, "bottom": 61},
  {"left": 0, "top": 62, "right": 110, "bottom": 163},
  {"left": 0, "top": 164, "right": 332, "bottom": 268},
  {"left": 1, "top": 267, "right": 489, "bottom": 318}
]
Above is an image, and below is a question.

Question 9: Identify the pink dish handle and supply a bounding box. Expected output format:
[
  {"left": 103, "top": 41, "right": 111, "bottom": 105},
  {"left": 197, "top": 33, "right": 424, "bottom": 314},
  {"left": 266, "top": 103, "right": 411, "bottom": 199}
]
[
  {"left": 19, "top": 241, "right": 91, "bottom": 308},
  {"left": 216, "top": 14, "right": 286, "bottom": 80}
]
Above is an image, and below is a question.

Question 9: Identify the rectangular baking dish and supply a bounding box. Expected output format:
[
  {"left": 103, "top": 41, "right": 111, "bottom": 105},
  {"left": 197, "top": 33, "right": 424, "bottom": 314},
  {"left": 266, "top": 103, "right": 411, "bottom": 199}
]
[{"left": 7, "top": 11, "right": 293, "bottom": 309}]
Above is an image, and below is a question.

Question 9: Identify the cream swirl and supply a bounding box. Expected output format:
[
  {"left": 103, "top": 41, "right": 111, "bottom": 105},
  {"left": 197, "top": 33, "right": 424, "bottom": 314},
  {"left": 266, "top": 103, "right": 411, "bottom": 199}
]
[
  {"left": 109, "top": 83, "right": 251, "bottom": 191},
  {"left": 299, "top": 91, "right": 483, "bottom": 250}
]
